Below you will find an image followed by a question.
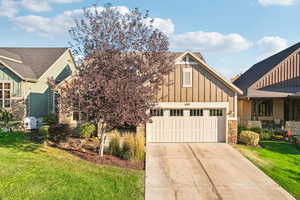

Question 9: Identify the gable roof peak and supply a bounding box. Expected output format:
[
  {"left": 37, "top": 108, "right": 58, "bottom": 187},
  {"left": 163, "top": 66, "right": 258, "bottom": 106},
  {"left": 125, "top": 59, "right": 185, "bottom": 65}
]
[{"left": 234, "top": 42, "right": 300, "bottom": 92}]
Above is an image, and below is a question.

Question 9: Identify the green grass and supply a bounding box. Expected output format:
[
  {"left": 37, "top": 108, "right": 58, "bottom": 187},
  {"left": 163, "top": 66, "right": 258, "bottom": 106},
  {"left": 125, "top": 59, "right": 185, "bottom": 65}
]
[
  {"left": 0, "top": 132, "right": 144, "bottom": 200},
  {"left": 235, "top": 141, "right": 300, "bottom": 199}
]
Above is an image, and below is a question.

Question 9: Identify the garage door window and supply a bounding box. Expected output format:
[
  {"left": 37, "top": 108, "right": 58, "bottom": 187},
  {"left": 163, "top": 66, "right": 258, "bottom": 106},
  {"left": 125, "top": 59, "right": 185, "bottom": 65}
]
[
  {"left": 170, "top": 109, "right": 184, "bottom": 116},
  {"left": 190, "top": 109, "right": 203, "bottom": 116},
  {"left": 210, "top": 109, "right": 223, "bottom": 116},
  {"left": 150, "top": 109, "right": 164, "bottom": 116}
]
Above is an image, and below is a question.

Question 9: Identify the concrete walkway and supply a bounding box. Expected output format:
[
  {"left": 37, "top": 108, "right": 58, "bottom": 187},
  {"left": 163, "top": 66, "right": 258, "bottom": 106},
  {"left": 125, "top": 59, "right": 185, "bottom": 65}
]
[{"left": 145, "top": 143, "right": 295, "bottom": 200}]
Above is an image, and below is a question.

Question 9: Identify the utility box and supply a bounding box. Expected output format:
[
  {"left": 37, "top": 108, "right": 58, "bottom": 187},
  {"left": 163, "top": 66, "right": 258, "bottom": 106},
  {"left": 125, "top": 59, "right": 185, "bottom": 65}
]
[{"left": 24, "top": 117, "right": 38, "bottom": 130}]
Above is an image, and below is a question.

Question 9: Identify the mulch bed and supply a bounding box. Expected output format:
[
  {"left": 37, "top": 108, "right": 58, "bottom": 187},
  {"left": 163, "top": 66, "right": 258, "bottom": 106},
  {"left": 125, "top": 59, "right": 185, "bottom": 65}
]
[{"left": 65, "top": 149, "right": 145, "bottom": 170}]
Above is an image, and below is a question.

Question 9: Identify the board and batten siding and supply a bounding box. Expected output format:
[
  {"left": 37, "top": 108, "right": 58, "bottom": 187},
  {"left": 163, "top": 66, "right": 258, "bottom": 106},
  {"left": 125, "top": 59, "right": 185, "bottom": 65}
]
[
  {"left": 154, "top": 63, "right": 236, "bottom": 117},
  {"left": 0, "top": 64, "right": 22, "bottom": 97},
  {"left": 253, "top": 49, "right": 300, "bottom": 90}
]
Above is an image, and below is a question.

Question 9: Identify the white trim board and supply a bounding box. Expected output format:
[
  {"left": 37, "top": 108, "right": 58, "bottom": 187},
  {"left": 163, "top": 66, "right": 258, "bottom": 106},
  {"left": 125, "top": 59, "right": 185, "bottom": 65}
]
[{"left": 150, "top": 102, "right": 229, "bottom": 109}]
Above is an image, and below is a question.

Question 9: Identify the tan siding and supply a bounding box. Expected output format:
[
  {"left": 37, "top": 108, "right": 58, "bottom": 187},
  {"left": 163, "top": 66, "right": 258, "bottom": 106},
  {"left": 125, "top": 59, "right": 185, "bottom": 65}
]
[
  {"left": 174, "top": 64, "right": 181, "bottom": 102},
  {"left": 192, "top": 67, "right": 198, "bottom": 102},
  {"left": 204, "top": 73, "right": 210, "bottom": 102},
  {"left": 198, "top": 68, "right": 205, "bottom": 101},
  {"left": 153, "top": 62, "right": 237, "bottom": 114},
  {"left": 169, "top": 70, "right": 175, "bottom": 102},
  {"left": 162, "top": 75, "right": 169, "bottom": 102}
]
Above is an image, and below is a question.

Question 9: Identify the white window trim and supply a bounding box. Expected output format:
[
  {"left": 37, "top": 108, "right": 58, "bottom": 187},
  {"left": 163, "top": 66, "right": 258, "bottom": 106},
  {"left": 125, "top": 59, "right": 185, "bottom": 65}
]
[
  {"left": 0, "top": 81, "right": 12, "bottom": 109},
  {"left": 182, "top": 68, "right": 193, "bottom": 88}
]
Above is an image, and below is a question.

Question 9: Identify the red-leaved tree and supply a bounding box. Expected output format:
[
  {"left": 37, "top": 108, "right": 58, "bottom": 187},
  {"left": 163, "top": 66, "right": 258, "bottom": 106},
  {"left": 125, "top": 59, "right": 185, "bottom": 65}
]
[{"left": 59, "top": 3, "right": 174, "bottom": 156}]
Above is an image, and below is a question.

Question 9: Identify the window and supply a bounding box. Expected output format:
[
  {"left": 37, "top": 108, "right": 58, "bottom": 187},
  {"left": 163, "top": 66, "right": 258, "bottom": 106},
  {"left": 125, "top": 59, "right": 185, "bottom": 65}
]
[
  {"left": 182, "top": 68, "right": 192, "bottom": 87},
  {"left": 190, "top": 109, "right": 203, "bottom": 116},
  {"left": 150, "top": 109, "right": 164, "bottom": 117},
  {"left": 252, "top": 100, "right": 273, "bottom": 117},
  {"left": 210, "top": 109, "right": 223, "bottom": 116},
  {"left": 170, "top": 109, "right": 184, "bottom": 117},
  {"left": 0, "top": 82, "right": 11, "bottom": 108}
]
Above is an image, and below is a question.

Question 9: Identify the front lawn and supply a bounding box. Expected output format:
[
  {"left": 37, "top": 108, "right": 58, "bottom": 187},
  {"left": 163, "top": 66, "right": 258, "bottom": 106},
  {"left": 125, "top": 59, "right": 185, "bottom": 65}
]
[
  {"left": 0, "top": 132, "right": 144, "bottom": 200},
  {"left": 235, "top": 141, "right": 300, "bottom": 199}
]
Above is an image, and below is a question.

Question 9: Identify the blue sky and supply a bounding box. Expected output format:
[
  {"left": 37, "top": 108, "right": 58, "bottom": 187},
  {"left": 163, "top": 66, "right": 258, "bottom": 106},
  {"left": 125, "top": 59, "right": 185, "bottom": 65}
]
[{"left": 0, "top": 0, "right": 299, "bottom": 78}]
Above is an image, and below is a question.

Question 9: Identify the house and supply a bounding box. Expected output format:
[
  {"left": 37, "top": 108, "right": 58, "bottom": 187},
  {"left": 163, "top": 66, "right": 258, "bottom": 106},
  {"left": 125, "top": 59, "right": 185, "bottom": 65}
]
[
  {"left": 59, "top": 51, "right": 243, "bottom": 144},
  {"left": 234, "top": 42, "right": 300, "bottom": 129},
  {"left": 0, "top": 48, "right": 77, "bottom": 122}
]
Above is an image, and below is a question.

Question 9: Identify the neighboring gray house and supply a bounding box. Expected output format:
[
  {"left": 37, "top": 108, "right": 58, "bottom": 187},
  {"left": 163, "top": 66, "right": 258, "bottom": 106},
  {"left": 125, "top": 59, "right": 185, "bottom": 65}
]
[{"left": 0, "top": 48, "right": 77, "bottom": 120}]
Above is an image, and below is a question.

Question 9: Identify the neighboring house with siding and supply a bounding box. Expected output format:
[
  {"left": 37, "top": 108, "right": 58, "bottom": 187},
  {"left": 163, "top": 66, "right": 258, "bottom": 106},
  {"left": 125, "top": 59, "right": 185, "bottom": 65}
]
[
  {"left": 61, "top": 51, "right": 242, "bottom": 144},
  {"left": 0, "top": 48, "right": 76, "bottom": 121},
  {"left": 234, "top": 42, "right": 300, "bottom": 129}
]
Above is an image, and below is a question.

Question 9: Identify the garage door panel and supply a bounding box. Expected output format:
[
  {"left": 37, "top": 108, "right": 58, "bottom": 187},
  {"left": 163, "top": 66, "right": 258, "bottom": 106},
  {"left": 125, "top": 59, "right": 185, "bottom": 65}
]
[{"left": 147, "top": 109, "right": 225, "bottom": 143}]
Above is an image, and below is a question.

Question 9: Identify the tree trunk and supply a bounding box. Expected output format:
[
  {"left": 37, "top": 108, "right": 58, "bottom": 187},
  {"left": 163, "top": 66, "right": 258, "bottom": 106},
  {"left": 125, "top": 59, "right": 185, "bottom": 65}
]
[{"left": 97, "top": 120, "right": 106, "bottom": 157}]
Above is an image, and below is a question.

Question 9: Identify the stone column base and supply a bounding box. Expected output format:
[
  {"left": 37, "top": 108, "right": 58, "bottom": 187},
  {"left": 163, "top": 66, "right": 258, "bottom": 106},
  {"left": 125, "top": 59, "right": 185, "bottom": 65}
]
[{"left": 228, "top": 120, "right": 238, "bottom": 144}]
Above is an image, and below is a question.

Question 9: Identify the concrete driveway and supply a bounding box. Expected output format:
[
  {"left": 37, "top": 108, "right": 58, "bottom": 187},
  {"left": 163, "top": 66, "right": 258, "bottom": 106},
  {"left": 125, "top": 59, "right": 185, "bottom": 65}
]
[{"left": 145, "top": 143, "right": 295, "bottom": 200}]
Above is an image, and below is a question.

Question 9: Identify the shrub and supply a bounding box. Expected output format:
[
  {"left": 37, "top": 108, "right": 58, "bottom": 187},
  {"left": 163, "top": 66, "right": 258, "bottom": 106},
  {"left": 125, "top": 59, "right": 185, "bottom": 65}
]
[
  {"left": 293, "top": 136, "right": 300, "bottom": 149},
  {"left": 249, "top": 127, "right": 264, "bottom": 134},
  {"left": 122, "top": 134, "right": 135, "bottom": 160},
  {"left": 108, "top": 130, "right": 121, "bottom": 156},
  {"left": 238, "top": 125, "right": 248, "bottom": 137},
  {"left": 134, "top": 133, "right": 145, "bottom": 161},
  {"left": 39, "top": 125, "right": 50, "bottom": 135},
  {"left": 239, "top": 131, "right": 260, "bottom": 146},
  {"left": 121, "top": 133, "right": 145, "bottom": 161},
  {"left": 259, "top": 131, "right": 273, "bottom": 141},
  {"left": 48, "top": 124, "right": 71, "bottom": 143},
  {"left": 43, "top": 113, "right": 58, "bottom": 126},
  {"left": 80, "top": 123, "right": 96, "bottom": 138}
]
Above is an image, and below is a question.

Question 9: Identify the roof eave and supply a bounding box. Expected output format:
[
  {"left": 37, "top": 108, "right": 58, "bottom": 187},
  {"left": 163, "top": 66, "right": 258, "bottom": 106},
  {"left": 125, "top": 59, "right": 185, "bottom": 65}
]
[{"left": 178, "top": 51, "right": 243, "bottom": 95}]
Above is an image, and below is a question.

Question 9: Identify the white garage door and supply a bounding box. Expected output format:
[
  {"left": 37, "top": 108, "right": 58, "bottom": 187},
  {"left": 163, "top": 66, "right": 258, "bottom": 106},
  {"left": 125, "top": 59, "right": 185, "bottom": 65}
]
[{"left": 146, "top": 108, "right": 226, "bottom": 143}]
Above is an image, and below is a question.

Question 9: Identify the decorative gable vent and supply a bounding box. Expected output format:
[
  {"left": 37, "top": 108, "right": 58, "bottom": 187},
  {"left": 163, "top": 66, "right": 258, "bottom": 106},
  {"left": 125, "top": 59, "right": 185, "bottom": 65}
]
[
  {"left": 182, "top": 68, "right": 192, "bottom": 87},
  {"left": 176, "top": 55, "right": 198, "bottom": 65}
]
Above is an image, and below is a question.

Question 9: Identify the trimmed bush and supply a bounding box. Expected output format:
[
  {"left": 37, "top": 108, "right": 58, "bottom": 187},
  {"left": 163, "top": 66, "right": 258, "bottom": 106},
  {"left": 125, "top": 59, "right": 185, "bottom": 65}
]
[
  {"left": 48, "top": 124, "right": 71, "bottom": 143},
  {"left": 39, "top": 125, "right": 50, "bottom": 135},
  {"left": 80, "top": 123, "right": 96, "bottom": 138},
  {"left": 239, "top": 131, "right": 260, "bottom": 146},
  {"left": 108, "top": 130, "right": 121, "bottom": 156}
]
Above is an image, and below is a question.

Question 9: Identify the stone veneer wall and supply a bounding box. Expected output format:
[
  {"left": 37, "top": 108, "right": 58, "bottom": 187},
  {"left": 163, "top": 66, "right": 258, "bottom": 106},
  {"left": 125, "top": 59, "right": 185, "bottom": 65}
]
[
  {"left": 228, "top": 120, "right": 238, "bottom": 144},
  {"left": 11, "top": 98, "right": 26, "bottom": 121}
]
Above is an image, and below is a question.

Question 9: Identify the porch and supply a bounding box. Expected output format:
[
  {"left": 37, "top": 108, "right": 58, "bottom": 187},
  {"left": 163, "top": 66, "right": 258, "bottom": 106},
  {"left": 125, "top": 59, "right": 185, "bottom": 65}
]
[{"left": 238, "top": 97, "right": 300, "bottom": 131}]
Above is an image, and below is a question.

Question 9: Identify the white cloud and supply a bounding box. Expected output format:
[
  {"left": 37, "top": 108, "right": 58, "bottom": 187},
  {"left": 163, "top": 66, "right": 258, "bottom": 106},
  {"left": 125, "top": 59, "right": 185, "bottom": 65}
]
[
  {"left": 0, "top": 0, "right": 81, "bottom": 16},
  {"left": 258, "top": 0, "right": 296, "bottom": 6},
  {"left": 13, "top": 9, "right": 82, "bottom": 37},
  {"left": 257, "top": 36, "right": 288, "bottom": 60},
  {"left": 170, "top": 31, "right": 252, "bottom": 52},
  {"left": 144, "top": 18, "right": 175, "bottom": 36},
  {"left": 21, "top": 0, "right": 51, "bottom": 12},
  {"left": 12, "top": 6, "right": 174, "bottom": 38},
  {"left": 0, "top": 0, "right": 18, "bottom": 17},
  {"left": 11, "top": 6, "right": 130, "bottom": 37}
]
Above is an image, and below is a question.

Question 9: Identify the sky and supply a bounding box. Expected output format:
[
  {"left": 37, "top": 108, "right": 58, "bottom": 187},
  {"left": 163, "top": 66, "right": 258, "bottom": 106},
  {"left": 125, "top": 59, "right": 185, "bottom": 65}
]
[{"left": 0, "top": 0, "right": 300, "bottom": 79}]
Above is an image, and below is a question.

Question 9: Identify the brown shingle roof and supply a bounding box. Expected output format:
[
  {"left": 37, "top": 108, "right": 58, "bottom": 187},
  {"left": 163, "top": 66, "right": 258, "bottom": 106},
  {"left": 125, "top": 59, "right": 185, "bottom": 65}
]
[{"left": 0, "top": 48, "right": 68, "bottom": 81}]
